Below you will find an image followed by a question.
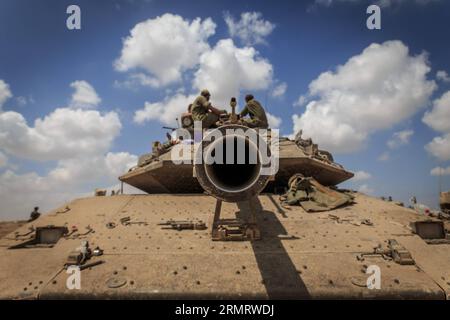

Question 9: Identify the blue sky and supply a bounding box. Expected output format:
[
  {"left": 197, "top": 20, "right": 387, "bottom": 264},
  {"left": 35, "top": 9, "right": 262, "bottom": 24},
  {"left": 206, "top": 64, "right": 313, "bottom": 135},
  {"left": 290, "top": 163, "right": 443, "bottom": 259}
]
[{"left": 1, "top": 0, "right": 450, "bottom": 219}]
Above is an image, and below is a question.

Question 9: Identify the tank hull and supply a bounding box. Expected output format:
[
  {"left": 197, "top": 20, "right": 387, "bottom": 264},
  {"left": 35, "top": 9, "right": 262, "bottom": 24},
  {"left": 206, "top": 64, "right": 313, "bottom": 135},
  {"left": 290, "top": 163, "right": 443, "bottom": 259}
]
[{"left": 1, "top": 193, "right": 448, "bottom": 299}]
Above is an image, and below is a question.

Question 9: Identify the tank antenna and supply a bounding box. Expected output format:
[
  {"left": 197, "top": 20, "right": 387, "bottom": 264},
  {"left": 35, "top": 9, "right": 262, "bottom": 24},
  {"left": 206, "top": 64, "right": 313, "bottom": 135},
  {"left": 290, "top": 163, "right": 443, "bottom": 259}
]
[{"left": 264, "top": 88, "right": 269, "bottom": 110}]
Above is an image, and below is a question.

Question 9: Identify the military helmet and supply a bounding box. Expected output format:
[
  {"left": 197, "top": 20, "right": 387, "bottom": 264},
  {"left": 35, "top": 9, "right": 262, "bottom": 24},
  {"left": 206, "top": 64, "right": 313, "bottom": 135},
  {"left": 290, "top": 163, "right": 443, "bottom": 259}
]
[
  {"left": 201, "top": 89, "right": 210, "bottom": 97},
  {"left": 245, "top": 94, "right": 254, "bottom": 102},
  {"left": 152, "top": 141, "right": 161, "bottom": 151}
]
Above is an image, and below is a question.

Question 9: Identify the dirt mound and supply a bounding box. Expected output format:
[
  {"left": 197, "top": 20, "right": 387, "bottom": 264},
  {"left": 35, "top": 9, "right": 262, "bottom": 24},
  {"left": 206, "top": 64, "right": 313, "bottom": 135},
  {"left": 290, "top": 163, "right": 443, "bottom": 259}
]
[{"left": 0, "top": 221, "right": 26, "bottom": 238}]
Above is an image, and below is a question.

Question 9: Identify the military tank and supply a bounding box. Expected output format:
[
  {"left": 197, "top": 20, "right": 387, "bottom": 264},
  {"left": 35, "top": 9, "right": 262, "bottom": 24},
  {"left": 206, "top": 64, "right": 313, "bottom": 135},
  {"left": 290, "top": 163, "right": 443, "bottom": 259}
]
[{"left": 1, "top": 99, "right": 450, "bottom": 299}]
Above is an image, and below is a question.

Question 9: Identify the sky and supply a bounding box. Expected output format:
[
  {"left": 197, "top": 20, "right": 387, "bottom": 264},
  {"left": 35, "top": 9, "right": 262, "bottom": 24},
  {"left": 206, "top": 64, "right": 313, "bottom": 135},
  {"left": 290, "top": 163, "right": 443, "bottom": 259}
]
[{"left": 1, "top": 0, "right": 450, "bottom": 219}]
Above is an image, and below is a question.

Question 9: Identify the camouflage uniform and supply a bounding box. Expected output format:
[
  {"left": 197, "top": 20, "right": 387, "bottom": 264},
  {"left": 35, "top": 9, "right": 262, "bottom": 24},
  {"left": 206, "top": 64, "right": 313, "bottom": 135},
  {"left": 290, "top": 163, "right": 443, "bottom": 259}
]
[
  {"left": 152, "top": 140, "right": 172, "bottom": 157},
  {"left": 191, "top": 95, "right": 219, "bottom": 129},
  {"left": 239, "top": 99, "right": 268, "bottom": 129}
]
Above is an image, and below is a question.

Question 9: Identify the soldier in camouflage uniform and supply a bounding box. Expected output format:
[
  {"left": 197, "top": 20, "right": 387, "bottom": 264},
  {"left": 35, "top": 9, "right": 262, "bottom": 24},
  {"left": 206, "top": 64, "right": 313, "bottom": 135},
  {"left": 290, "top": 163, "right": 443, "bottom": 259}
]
[
  {"left": 152, "top": 140, "right": 174, "bottom": 157},
  {"left": 239, "top": 94, "right": 269, "bottom": 129},
  {"left": 191, "top": 89, "right": 226, "bottom": 129}
]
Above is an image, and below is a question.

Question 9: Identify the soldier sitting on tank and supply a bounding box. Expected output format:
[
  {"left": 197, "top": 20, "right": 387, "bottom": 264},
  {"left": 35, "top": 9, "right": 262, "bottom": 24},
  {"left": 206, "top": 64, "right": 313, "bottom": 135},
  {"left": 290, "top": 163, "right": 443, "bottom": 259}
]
[
  {"left": 191, "top": 89, "right": 226, "bottom": 129},
  {"left": 152, "top": 139, "right": 175, "bottom": 158},
  {"left": 28, "top": 207, "right": 41, "bottom": 222},
  {"left": 239, "top": 94, "right": 268, "bottom": 129}
]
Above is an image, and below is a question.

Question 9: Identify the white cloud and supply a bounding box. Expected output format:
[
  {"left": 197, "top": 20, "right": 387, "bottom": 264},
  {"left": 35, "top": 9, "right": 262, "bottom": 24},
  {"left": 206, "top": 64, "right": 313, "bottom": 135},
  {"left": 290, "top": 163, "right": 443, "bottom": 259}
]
[
  {"left": 105, "top": 152, "right": 138, "bottom": 178},
  {"left": 133, "top": 38, "right": 275, "bottom": 126},
  {"left": 120, "top": 14, "right": 276, "bottom": 125},
  {"left": 430, "top": 166, "right": 450, "bottom": 176},
  {"left": 0, "top": 151, "right": 137, "bottom": 220},
  {"left": 132, "top": 38, "right": 274, "bottom": 126},
  {"left": 0, "top": 80, "right": 138, "bottom": 219},
  {"left": 291, "top": 41, "right": 436, "bottom": 154},
  {"left": 70, "top": 80, "right": 101, "bottom": 108},
  {"left": 193, "top": 39, "right": 273, "bottom": 108},
  {"left": 358, "top": 184, "right": 375, "bottom": 195},
  {"left": 436, "top": 70, "right": 450, "bottom": 83},
  {"left": 48, "top": 152, "right": 137, "bottom": 184},
  {"left": 271, "top": 82, "right": 287, "bottom": 98},
  {"left": 423, "top": 91, "right": 450, "bottom": 133},
  {"left": 0, "top": 151, "right": 7, "bottom": 168},
  {"left": 353, "top": 170, "right": 372, "bottom": 181},
  {"left": 423, "top": 91, "right": 450, "bottom": 161},
  {"left": 16, "top": 96, "right": 28, "bottom": 107},
  {"left": 114, "top": 13, "right": 216, "bottom": 87},
  {"left": 0, "top": 79, "right": 12, "bottom": 110},
  {"left": 134, "top": 93, "right": 196, "bottom": 126},
  {"left": 425, "top": 133, "right": 450, "bottom": 161},
  {"left": 387, "top": 129, "right": 413, "bottom": 149},
  {"left": 224, "top": 12, "right": 275, "bottom": 46},
  {"left": 0, "top": 108, "right": 121, "bottom": 161},
  {"left": 267, "top": 113, "right": 282, "bottom": 129},
  {"left": 0, "top": 170, "right": 65, "bottom": 220},
  {"left": 114, "top": 73, "right": 161, "bottom": 89},
  {"left": 293, "top": 95, "right": 308, "bottom": 107}
]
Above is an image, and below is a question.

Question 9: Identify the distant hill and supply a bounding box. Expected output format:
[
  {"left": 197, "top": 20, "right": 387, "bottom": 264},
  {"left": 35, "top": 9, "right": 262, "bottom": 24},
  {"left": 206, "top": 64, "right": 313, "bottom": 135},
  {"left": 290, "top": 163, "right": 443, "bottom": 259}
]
[{"left": 0, "top": 221, "right": 26, "bottom": 239}]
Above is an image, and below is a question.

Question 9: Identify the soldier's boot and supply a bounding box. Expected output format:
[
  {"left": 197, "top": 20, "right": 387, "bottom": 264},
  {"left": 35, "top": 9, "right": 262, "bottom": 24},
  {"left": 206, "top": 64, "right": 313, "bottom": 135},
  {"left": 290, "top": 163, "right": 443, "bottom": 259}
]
[{"left": 242, "top": 118, "right": 268, "bottom": 129}]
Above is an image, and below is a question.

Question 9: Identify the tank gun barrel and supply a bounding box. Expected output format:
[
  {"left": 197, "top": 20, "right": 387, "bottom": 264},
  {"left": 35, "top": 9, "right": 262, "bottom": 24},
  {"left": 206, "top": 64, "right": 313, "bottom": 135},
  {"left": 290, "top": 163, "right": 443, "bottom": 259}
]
[
  {"left": 162, "top": 126, "right": 177, "bottom": 131},
  {"left": 194, "top": 125, "right": 272, "bottom": 203}
]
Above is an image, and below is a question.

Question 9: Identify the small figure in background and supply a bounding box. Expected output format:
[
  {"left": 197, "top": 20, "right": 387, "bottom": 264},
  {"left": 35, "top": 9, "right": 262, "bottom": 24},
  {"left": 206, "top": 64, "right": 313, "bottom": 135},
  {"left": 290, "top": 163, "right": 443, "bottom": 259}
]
[
  {"left": 409, "top": 196, "right": 431, "bottom": 215},
  {"left": 28, "top": 207, "right": 41, "bottom": 222}
]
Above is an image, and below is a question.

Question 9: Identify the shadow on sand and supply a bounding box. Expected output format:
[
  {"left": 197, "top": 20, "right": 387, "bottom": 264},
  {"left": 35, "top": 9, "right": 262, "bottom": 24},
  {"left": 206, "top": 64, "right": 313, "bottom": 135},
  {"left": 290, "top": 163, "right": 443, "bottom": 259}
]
[{"left": 236, "top": 197, "right": 310, "bottom": 299}]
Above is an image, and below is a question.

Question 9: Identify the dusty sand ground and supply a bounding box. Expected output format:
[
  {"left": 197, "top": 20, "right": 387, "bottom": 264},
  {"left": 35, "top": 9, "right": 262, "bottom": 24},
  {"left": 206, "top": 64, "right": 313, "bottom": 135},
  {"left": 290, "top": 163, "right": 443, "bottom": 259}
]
[{"left": 0, "top": 221, "right": 26, "bottom": 238}]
